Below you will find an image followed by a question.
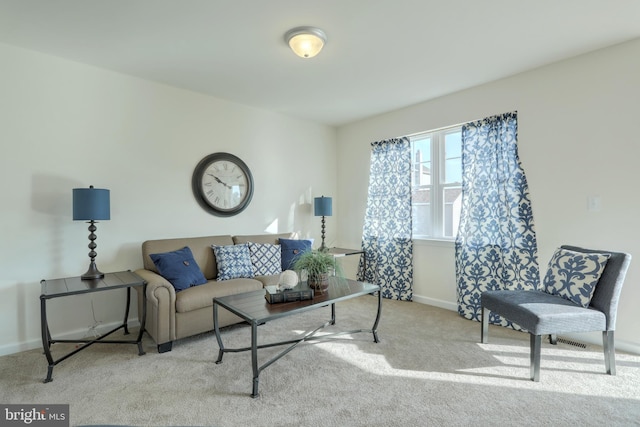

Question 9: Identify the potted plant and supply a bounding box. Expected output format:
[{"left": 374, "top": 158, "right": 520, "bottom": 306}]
[{"left": 292, "top": 249, "right": 343, "bottom": 292}]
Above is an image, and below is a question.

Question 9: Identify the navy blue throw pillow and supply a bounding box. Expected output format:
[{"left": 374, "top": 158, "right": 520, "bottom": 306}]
[
  {"left": 149, "top": 246, "right": 207, "bottom": 292},
  {"left": 279, "top": 239, "right": 313, "bottom": 271}
]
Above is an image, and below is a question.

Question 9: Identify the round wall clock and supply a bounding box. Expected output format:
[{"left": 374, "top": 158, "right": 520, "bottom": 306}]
[{"left": 191, "top": 152, "right": 254, "bottom": 217}]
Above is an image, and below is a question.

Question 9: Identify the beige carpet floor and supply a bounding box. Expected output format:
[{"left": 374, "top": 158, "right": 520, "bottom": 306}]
[{"left": 1, "top": 296, "right": 640, "bottom": 426}]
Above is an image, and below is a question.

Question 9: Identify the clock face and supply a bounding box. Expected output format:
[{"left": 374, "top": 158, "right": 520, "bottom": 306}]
[{"left": 192, "top": 153, "right": 254, "bottom": 216}]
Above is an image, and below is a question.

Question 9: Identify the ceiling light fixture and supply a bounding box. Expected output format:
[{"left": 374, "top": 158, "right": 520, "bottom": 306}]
[{"left": 284, "top": 26, "right": 327, "bottom": 59}]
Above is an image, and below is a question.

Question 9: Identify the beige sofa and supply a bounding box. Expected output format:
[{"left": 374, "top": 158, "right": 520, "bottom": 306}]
[{"left": 135, "top": 232, "right": 294, "bottom": 352}]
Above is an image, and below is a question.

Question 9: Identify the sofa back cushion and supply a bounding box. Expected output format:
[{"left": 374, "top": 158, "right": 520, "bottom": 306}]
[
  {"left": 232, "top": 232, "right": 294, "bottom": 245},
  {"left": 142, "top": 235, "right": 234, "bottom": 280}
]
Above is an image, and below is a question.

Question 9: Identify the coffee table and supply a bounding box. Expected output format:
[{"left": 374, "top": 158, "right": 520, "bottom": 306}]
[{"left": 212, "top": 277, "right": 381, "bottom": 397}]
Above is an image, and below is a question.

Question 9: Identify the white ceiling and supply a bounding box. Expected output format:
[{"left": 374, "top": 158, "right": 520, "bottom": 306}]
[{"left": 1, "top": 0, "right": 639, "bottom": 126}]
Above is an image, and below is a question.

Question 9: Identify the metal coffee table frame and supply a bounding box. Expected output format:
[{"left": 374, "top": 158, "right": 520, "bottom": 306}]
[{"left": 213, "top": 278, "right": 381, "bottom": 398}]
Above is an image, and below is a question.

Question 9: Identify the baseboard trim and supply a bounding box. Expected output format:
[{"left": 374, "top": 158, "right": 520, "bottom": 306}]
[
  {"left": 412, "top": 294, "right": 457, "bottom": 312},
  {"left": 0, "top": 319, "right": 141, "bottom": 357}
]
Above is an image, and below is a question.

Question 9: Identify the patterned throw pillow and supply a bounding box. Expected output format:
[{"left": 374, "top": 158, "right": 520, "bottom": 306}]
[
  {"left": 279, "top": 238, "right": 313, "bottom": 270},
  {"left": 212, "top": 243, "right": 254, "bottom": 281},
  {"left": 543, "top": 248, "right": 610, "bottom": 307},
  {"left": 247, "top": 242, "right": 282, "bottom": 276},
  {"left": 149, "top": 246, "right": 207, "bottom": 292}
]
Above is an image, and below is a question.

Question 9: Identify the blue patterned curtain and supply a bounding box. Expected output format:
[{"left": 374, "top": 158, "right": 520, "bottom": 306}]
[
  {"left": 455, "top": 112, "right": 540, "bottom": 325},
  {"left": 357, "top": 137, "right": 413, "bottom": 301}
]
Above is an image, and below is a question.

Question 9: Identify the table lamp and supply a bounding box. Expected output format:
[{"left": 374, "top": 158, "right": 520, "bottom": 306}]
[
  {"left": 73, "top": 185, "right": 110, "bottom": 280},
  {"left": 314, "top": 196, "right": 332, "bottom": 252}
]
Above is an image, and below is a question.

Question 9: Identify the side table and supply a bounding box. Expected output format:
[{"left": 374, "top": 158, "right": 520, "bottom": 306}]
[
  {"left": 327, "top": 247, "right": 366, "bottom": 276},
  {"left": 40, "top": 270, "right": 147, "bottom": 383}
]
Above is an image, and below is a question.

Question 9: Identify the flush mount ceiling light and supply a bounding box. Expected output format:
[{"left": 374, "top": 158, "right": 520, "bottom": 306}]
[{"left": 284, "top": 26, "right": 327, "bottom": 59}]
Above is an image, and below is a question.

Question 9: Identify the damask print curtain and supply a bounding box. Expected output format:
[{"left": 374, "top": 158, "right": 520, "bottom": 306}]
[
  {"left": 455, "top": 111, "right": 540, "bottom": 325},
  {"left": 357, "top": 137, "right": 413, "bottom": 301}
]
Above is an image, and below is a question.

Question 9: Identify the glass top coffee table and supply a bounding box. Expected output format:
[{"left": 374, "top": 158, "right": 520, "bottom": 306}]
[{"left": 212, "top": 277, "right": 381, "bottom": 398}]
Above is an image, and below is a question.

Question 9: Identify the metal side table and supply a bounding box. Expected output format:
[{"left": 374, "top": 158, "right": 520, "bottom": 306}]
[{"left": 40, "top": 270, "right": 147, "bottom": 383}]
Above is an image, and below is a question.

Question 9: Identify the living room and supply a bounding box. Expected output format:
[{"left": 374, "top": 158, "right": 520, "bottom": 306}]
[{"left": 1, "top": 1, "right": 640, "bottom": 426}]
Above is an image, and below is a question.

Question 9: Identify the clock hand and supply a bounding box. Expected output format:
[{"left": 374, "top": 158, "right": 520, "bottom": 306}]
[{"left": 207, "top": 174, "right": 232, "bottom": 189}]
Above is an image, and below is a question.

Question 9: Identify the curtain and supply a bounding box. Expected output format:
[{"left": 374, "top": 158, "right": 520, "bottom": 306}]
[
  {"left": 357, "top": 137, "right": 413, "bottom": 301},
  {"left": 455, "top": 112, "right": 540, "bottom": 325}
]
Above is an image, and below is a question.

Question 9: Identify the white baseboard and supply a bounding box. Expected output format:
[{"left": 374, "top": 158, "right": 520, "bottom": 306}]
[
  {"left": 558, "top": 333, "right": 640, "bottom": 356},
  {"left": 412, "top": 294, "right": 457, "bottom": 312},
  {"left": 616, "top": 339, "right": 640, "bottom": 355},
  {"left": 0, "top": 320, "right": 141, "bottom": 357}
]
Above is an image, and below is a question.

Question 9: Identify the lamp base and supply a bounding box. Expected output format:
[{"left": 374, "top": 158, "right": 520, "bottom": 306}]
[
  {"left": 319, "top": 215, "right": 328, "bottom": 252},
  {"left": 81, "top": 261, "right": 104, "bottom": 280}
]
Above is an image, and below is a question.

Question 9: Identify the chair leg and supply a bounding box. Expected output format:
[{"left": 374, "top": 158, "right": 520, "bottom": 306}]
[
  {"left": 603, "top": 330, "right": 616, "bottom": 375},
  {"left": 530, "top": 334, "right": 541, "bottom": 382},
  {"left": 481, "top": 307, "right": 489, "bottom": 344}
]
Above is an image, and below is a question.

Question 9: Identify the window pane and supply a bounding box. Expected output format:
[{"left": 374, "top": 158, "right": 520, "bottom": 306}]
[
  {"left": 413, "top": 162, "right": 431, "bottom": 186},
  {"left": 443, "top": 186, "right": 462, "bottom": 238},
  {"left": 412, "top": 137, "right": 430, "bottom": 163},
  {"left": 412, "top": 186, "right": 431, "bottom": 236},
  {"left": 410, "top": 127, "right": 462, "bottom": 240},
  {"left": 444, "top": 131, "right": 462, "bottom": 184},
  {"left": 412, "top": 203, "right": 432, "bottom": 237},
  {"left": 412, "top": 136, "right": 431, "bottom": 186}
]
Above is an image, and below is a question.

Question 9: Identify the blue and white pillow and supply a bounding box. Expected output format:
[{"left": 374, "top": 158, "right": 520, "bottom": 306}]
[
  {"left": 543, "top": 248, "right": 610, "bottom": 307},
  {"left": 212, "top": 243, "right": 254, "bottom": 281},
  {"left": 149, "top": 246, "right": 207, "bottom": 292},
  {"left": 247, "top": 242, "right": 282, "bottom": 276}
]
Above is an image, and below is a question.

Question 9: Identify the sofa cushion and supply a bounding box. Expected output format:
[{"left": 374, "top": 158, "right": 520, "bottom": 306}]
[
  {"left": 142, "top": 235, "right": 234, "bottom": 280},
  {"left": 175, "top": 278, "right": 264, "bottom": 313},
  {"left": 280, "top": 238, "right": 312, "bottom": 270},
  {"left": 232, "top": 232, "right": 294, "bottom": 245},
  {"left": 543, "top": 247, "right": 610, "bottom": 307},
  {"left": 248, "top": 242, "right": 282, "bottom": 276},
  {"left": 212, "top": 243, "right": 254, "bottom": 280},
  {"left": 149, "top": 246, "right": 207, "bottom": 292}
]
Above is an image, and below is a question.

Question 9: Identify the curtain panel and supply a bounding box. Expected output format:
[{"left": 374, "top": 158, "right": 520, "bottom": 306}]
[
  {"left": 455, "top": 112, "right": 540, "bottom": 325},
  {"left": 358, "top": 137, "right": 414, "bottom": 301}
]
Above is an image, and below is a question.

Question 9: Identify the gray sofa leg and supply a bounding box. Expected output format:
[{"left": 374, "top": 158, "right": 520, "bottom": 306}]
[
  {"left": 481, "top": 307, "right": 489, "bottom": 344},
  {"left": 530, "top": 334, "right": 541, "bottom": 382},
  {"left": 549, "top": 334, "right": 557, "bottom": 345},
  {"left": 158, "top": 342, "right": 173, "bottom": 353},
  {"left": 603, "top": 331, "right": 616, "bottom": 375}
]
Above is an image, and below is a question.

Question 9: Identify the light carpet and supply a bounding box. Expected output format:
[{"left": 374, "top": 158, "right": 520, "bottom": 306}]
[{"left": 1, "top": 296, "right": 640, "bottom": 426}]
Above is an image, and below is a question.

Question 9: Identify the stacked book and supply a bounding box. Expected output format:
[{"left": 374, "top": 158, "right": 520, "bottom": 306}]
[{"left": 265, "top": 283, "right": 314, "bottom": 303}]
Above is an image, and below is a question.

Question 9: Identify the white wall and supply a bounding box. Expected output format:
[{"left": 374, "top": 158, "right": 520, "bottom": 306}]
[
  {"left": 0, "top": 43, "right": 337, "bottom": 355},
  {"left": 2, "top": 37, "right": 639, "bottom": 357},
  {"left": 336, "top": 38, "right": 640, "bottom": 353}
]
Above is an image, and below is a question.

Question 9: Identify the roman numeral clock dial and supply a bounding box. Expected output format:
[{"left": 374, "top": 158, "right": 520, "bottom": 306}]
[{"left": 192, "top": 152, "right": 254, "bottom": 216}]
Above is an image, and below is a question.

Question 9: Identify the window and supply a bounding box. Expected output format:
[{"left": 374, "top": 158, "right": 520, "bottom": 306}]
[{"left": 411, "top": 126, "right": 462, "bottom": 240}]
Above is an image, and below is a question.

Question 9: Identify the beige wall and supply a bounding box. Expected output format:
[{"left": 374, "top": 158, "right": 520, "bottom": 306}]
[
  {"left": 336, "top": 38, "right": 640, "bottom": 353},
  {"left": 0, "top": 42, "right": 337, "bottom": 355}
]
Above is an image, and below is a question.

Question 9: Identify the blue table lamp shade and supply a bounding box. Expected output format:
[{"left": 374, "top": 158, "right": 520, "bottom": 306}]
[
  {"left": 314, "top": 196, "right": 332, "bottom": 251},
  {"left": 314, "top": 196, "right": 332, "bottom": 217},
  {"left": 73, "top": 186, "right": 110, "bottom": 280}
]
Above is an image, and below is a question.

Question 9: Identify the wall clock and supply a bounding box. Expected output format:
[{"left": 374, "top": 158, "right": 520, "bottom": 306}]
[{"left": 191, "top": 152, "right": 254, "bottom": 217}]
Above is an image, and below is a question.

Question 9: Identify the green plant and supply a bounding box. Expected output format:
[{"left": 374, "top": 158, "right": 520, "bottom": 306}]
[{"left": 292, "top": 249, "right": 343, "bottom": 279}]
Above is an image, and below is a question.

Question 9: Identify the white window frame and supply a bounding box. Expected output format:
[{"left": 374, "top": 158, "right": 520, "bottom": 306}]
[{"left": 410, "top": 125, "right": 462, "bottom": 241}]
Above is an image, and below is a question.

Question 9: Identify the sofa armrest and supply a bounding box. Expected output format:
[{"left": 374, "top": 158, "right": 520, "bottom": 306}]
[{"left": 134, "top": 268, "right": 177, "bottom": 347}]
